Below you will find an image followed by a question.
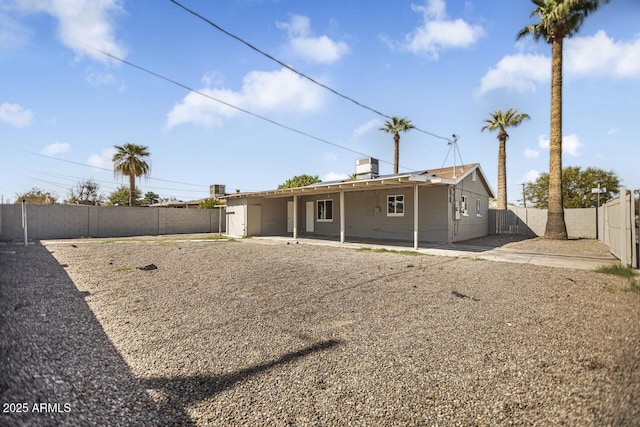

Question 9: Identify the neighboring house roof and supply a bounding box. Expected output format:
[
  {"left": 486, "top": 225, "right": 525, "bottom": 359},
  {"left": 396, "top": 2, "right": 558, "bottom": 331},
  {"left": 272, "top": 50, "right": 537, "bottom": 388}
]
[{"left": 223, "top": 163, "right": 495, "bottom": 200}]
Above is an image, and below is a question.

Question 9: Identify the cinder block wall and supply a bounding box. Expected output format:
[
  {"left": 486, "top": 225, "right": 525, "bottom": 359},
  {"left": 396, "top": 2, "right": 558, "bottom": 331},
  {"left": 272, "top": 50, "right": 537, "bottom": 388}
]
[
  {"left": 0, "top": 205, "right": 225, "bottom": 241},
  {"left": 565, "top": 208, "right": 597, "bottom": 239},
  {"left": 489, "top": 207, "right": 597, "bottom": 239}
]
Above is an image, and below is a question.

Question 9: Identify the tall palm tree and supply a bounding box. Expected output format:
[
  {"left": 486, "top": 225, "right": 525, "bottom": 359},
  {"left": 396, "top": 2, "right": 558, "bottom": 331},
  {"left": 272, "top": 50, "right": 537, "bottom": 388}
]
[
  {"left": 379, "top": 116, "right": 415, "bottom": 174},
  {"left": 112, "top": 143, "right": 151, "bottom": 207},
  {"left": 481, "top": 108, "right": 530, "bottom": 210},
  {"left": 517, "top": 0, "right": 609, "bottom": 239}
]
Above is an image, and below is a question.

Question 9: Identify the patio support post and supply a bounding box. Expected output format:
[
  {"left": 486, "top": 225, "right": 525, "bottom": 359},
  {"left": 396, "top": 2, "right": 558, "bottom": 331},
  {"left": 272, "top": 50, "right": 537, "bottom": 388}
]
[
  {"left": 293, "top": 196, "right": 298, "bottom": 240},
  {"left": 413, "top": 184, "right": 419, "bottom": 250},
  {"left": 340, "top": 191, "right": 345, "bottom": 243}
]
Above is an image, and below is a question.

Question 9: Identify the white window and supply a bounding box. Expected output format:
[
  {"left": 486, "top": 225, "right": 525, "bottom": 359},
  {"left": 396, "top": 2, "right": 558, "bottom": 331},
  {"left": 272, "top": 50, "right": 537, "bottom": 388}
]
[
  {"left": 476, "top": 199, "right": 482, "bottom": 216},
  {"left": 461, "top": 195, "right": 468, "bottom": 216},
  {"left": 317, "top": 199, "right": 333, "bottom": 222},
  {"left": 387, "top": 195, "right": 404, "bottom": 216}
]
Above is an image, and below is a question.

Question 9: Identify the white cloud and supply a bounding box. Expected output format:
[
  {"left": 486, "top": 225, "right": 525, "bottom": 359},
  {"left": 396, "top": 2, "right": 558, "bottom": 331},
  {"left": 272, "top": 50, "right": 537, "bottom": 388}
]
[
  {"left": 524, "top": 148, "right": 539, "bottom": 159},
  {"left": 607, "top": 127, "right": 619, "bottom": 135},
  {"left": 537, "top": 135, "right": 549, "bottom": 150},
  {"left": 562, "top": 134, "right": 584, "bottom": 156},
  {"left": 85, "top": 68, "right": 117, "bottom": 86},
  {"left": 87, "top": 147, "right": 116, "bottom": 170},
  {"left": 14, "top": 0, "right": 126, "bottom": 63},
  {"left": 522, "top": 169, "right": 541, "bottom": 183},
  {"left": 0, "top": 9, "right": 30, "bottom": 49},
  {"left": 40, "top": 142, "right": 70, "bottom": 156},
  {"left": 478, "top": 53, "right": 550, "bottom": 95},
  {"left": 277, "top": 14, "right": 349, "bottom": 64},
  {"left": 201, "top": 71, "right": 224, "bottom": 87},
  {"left": 322, "top": 172, "right": 350, "bottom": 182},
  {"left": 0, "top": 102, "right": 33, "bottom": 127},
  {"left": 352, "top": 118, "right": 383, "bottom": 139},
  {"left": 537, "top": 133, "right": 583, "bottom": 157},
  {"left": 167, "top": 68, "right": 324, "bottom": 129},
  {"left": 565, "top": 30, "right": 640, "bottom": 78},
  {"left": 404, "top": 0, "right": 484, "bottom": 58},
  {"left": 480, "top": 31, "right": 640, "bottom": 94}
]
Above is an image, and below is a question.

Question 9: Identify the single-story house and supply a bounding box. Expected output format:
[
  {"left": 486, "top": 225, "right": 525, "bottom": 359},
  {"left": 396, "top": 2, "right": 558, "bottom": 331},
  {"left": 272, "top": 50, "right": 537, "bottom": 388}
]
[{"left": 222, "top": 160, "right": 495, "bottom": 248}]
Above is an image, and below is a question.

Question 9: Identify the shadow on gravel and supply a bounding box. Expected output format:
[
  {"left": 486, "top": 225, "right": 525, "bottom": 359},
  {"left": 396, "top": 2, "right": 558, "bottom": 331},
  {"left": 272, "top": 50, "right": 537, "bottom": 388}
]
[
  {"left": 140, "top": 339, "right": 341, "bottom": 417},
  {"left": 0, "top": 242, "right": 188, "bottom": 426}
]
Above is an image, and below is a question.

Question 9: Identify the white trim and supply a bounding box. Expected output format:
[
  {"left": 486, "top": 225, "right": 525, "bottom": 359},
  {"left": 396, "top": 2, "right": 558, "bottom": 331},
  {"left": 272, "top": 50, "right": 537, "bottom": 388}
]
[
  {"left": 316, "top": 199, "right": 333, "bottom": 222},
  {"left": 387, "top": 194, "right": 405, "bottom": 217}
]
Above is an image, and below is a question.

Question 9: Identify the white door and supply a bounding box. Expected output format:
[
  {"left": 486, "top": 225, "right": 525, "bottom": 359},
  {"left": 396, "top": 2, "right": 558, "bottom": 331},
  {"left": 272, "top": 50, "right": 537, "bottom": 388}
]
[
  {"left": 287, "top": 201, "right": 294, "bottom": 232},
  {"left": 306, "top": 201, "right": 314, "bottom": 232},
  {"left": 226, "top": 205, "right": 246, "bottom": 237}
]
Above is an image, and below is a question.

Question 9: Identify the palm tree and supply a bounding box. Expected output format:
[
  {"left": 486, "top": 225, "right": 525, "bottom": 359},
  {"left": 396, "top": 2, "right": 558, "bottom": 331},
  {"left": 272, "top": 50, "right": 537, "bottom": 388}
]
[
  {"left": 379, "top": 116, "right": 415, "bottom": 174},
  {"left": 481, "top": 108, "right": 530, "bottom": 210},
  {"left": 112, "top": 143, "right": 151, "bottom": 207},
  {"left": 517, "top": 0, "right": 609, "bottom": 239}
]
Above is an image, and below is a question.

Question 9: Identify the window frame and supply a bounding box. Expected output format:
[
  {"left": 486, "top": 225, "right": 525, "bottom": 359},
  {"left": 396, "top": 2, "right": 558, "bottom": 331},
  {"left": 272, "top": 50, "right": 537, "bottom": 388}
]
[
  {"left": 476, "top": 199, "right": 482, "bottom": 217},
  {"left": 387, "top": 194, "right": 405, "bottom": 217},
  {"left": 316, "top": 199, "right": 333, "bottom": 222},
  {"left": 461, "top": 195, "right": 469, "bottom": 216}
]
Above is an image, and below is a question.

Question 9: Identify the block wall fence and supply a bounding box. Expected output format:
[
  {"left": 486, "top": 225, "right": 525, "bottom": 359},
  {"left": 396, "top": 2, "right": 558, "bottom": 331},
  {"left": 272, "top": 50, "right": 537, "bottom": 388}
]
[
  {"left": 489, "top": 187, "right": 637, "bottom": 267},
  {"left": 0, "top": 204, "right": 225, "bottom": 241}
]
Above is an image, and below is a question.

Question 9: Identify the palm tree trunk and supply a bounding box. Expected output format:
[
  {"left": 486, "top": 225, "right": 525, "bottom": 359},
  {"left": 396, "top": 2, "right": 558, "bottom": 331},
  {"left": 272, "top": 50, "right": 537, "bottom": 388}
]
[
  {"left": 497, "top": 135, "right": 507, "bottom": 210},
  {"left": 393, "top": 133, "right": 400, "bottom": 174},
  {"left": 544, "top": 37, "right": 568, "bottom": 239},
  {"left": 129, "top": 174, "right": 136, "bottom": 207}
]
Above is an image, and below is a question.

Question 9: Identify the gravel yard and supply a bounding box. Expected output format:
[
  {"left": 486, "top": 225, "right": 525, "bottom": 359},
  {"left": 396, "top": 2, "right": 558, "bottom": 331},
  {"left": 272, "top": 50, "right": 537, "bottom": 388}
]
[{"left": 1, "top": 237, "right": 639, "bottom": 426}]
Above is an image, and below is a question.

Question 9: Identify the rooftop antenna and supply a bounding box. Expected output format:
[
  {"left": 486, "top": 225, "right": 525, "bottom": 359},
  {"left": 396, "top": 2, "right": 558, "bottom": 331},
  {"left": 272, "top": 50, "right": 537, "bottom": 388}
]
[{"left": 441, "top": 134, "right": 465, "bottom": 178}]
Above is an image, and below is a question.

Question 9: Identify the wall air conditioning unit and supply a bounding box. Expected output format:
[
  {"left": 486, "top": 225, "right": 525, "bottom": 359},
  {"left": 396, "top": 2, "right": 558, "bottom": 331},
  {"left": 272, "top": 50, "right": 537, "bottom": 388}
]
[{"left": 355, "top": 158, "right": 379, "bottom": 180}]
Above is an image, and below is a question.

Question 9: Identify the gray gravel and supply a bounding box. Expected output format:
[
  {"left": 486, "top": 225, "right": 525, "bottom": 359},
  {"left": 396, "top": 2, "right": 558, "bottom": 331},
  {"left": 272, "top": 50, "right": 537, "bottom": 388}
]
[{"left": 1, "top": 237, "right": 639, "bottom": 426}]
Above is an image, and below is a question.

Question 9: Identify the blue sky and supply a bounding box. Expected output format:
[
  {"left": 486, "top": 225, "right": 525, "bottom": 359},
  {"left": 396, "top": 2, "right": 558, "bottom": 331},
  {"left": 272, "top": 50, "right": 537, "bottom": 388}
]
[{"left": 1, "top": 0, "right": 639, "bottom": 204}]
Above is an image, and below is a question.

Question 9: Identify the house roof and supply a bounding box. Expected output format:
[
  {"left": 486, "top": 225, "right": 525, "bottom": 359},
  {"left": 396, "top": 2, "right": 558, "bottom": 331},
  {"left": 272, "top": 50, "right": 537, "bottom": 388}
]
[{"left": 223, "top": 163, "right": 495, "bottom": 200}]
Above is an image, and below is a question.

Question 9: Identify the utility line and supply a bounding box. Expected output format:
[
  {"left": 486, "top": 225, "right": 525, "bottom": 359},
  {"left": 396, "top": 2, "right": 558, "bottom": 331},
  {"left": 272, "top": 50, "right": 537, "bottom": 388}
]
[
  {"left": 6, "top": 147, "right": 210, "bottom": 188},
  {"left": 30, "top": 170, "right": 208, "bottom": 193},
  {"left": 169, "top": 0, "right": 452, "bottom": 142},
  {"left": 78, "top": 43, "right": 408, "bottom": 170},
  {"left": 25, "top": 175, "right": 204, "bottom": 201}
]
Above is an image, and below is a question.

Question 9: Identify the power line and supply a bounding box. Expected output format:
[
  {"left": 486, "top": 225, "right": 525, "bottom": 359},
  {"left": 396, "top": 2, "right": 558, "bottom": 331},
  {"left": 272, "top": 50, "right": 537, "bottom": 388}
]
[
  {"left": 30, "top": 170, "right": 208, "bottom": 193},
  {"left": 24, "top": 175, "right": 205, "bottom": 201},
  {"left": 169, "top": 0, "right": 452, "bottom": 142},
  {"left": 5, "top": 147, "right": 210, "bottom": 188},
  {"left": 76, "top": 43, "right": 412, "bottom": 171}
]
